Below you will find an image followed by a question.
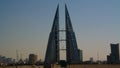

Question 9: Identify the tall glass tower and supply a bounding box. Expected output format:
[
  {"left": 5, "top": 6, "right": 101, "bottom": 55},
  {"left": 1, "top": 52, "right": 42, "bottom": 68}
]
[
  {"left": 44, "top": 5, "right": 59, "bottom": 65},
  {"left": 65, "top": 4, "right": 80, "bottom": 64}
]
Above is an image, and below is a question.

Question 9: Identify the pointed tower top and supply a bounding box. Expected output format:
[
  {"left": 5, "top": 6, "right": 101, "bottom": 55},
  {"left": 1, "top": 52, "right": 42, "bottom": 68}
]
[
  {"left": 57, "top": 4, "right": 59, "bottom": 9},
  {"left": 65, "top": 3, "right": 68, "bottom": 12},
  {"left": 65, "top": 4, "right": 73, "bottom": 31},
  {"left": 51, "top": 4, "right": 59, "bottom": 31}
]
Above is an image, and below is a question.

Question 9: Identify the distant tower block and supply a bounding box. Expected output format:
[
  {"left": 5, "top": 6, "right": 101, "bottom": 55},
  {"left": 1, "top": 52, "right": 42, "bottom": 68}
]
[
  {"left": 28, "top": 54, "right": 37, "bottom": 65},
  {"left": 107, "top": 43, "right": 119, "bottom": 64}
]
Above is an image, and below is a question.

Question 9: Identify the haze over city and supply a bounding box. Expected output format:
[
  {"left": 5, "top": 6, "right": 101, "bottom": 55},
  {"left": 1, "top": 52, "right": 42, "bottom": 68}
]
[{"left": 0, "top": 0, "right": 120, "bottom": 61}]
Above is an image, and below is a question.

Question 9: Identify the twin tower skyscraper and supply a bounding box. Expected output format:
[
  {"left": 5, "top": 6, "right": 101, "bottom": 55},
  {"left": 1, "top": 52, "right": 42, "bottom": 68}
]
[{"left": 44, "top": 4, "right": 81, "bottom": 65}]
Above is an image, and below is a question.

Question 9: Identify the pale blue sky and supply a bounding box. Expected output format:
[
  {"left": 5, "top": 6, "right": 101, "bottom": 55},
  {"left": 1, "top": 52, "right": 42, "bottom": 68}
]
[{"left": 0, "top": 0, "right": 120, "bottom": 61}]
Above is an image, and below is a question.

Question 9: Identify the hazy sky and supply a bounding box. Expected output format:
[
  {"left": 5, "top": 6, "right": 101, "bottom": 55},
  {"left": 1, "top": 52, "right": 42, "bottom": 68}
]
[{"left": 0, "top": 0, "right": 120, "bottom": 61}]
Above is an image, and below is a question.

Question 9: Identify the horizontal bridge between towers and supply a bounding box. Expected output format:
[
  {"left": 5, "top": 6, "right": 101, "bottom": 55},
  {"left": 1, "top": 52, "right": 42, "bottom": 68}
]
[
  {"left": 59, "top": 30, "right": 66, "bottom": 32},
  {"left": 59, "top": 39, "right": 66, "bottom": 41}
]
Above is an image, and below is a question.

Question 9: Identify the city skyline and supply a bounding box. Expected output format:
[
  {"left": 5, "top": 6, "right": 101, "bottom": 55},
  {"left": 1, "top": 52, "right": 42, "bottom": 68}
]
[{"left": 0, "top": 0, "right": 120, "bottom": 61}]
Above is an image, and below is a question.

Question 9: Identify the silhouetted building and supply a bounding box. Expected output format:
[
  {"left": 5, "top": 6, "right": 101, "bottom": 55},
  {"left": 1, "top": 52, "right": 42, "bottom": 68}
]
[
  {"left": 44, "top": 5, "right": 59, "bottom": 65},
  {"left": 0, "top": 55, "right": 14, "bottom": 65},
  {"left": 28, "top": 54, "right": 37, "bottom": 65},
  {"left": 107, "top": 43, "right": 119, "bottom": 64},
  {"left": 65, "top": 4, "right": 80, "bottom": 64},
  {"left": 78, "top": 49, "right": 83, "bottom": 62},
  {"left": 90, "top": 57, "right": 94, "bottom": 63},
  {"left": 18, "top": 59, "right": 24, "bottom": 65}
]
